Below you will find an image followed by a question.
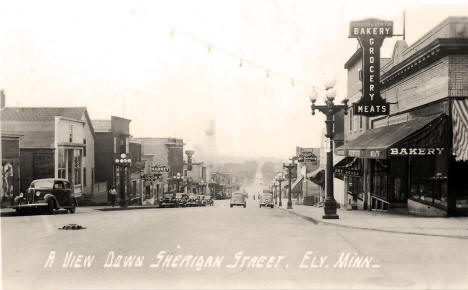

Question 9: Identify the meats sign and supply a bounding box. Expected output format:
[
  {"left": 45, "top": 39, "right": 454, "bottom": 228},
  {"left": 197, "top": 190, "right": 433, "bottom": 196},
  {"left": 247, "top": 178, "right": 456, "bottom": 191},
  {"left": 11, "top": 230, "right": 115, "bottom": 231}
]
[{"left": 349, "top": 19, "right": 393, "bottom": 116}]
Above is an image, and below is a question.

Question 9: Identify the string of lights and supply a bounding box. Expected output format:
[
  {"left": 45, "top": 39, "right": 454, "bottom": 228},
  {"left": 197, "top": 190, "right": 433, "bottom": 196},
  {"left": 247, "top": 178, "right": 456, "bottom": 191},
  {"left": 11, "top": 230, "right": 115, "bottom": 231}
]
[{"left": 169, "top": 25, "right": 316, "bottom": 89}]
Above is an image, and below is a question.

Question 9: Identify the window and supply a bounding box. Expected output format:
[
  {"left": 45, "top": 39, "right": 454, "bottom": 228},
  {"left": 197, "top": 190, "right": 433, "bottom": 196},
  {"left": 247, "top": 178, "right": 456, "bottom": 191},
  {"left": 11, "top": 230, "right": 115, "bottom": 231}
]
[
  {"left": 349, "top": 108, "right": 353, "bottom": 132},
  {"left": 83, "top": 139, "right": 87, "bottom": 157},
  {"left": 83, "top": 167, "right": 87, "bottom": 187},
  {"left": 58, "top": 149, "right": 66, "bottom": 179},
  {"left": 113, "top": 137, "right": 117, "bottom": 154},
  {"left": 69, "top": 125, "right": 74, "bottom": 143},
  {"left": 409, "top": 156, "right": 448, "bottom": 208},
  {"left": 120, "top": 136, "right": 126, "bottom": 154},
  {"left": 54, "top": 181, "right": 64, "bottom": 189},
  {"left": 359, "top": 115, "right": 363, "bottom": 129},
  {"left": 126, "top": 137, "right": 129, "bottom": 154},
  {"left": 74, "top": 149, "right": 82, "bottom": 185}
]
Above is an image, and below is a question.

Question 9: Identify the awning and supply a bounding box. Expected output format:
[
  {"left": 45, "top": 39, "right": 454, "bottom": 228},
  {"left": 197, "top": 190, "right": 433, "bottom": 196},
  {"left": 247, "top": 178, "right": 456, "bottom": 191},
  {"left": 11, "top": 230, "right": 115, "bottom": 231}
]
[
  {"left": 308, "top": 156, "right": 347, "bottom": 186},
  {"left": 291, "top": 176, "right": 304, "bottom": 192},
  {"left": 452, "top": 99, "right": 468, "bottom": 161},
  {"left": 336, "top": 114, "right": 449, "bottom": 159},
  {"left": 334, "top": 157, "right": 363, "bottom": 177}
]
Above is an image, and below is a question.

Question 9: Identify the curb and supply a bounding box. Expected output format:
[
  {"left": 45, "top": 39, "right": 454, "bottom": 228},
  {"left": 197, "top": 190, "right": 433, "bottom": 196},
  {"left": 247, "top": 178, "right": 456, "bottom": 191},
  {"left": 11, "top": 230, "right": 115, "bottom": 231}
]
[{"left": 277, "top": 207, "right": 468, "bottom": 240}]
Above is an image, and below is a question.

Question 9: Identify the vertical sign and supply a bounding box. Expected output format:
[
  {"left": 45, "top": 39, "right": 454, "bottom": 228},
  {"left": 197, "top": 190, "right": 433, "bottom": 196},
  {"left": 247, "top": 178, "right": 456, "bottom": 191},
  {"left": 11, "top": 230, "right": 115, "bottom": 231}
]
[{"left": 349, "top": 18, "right": 393, "bottom": 116}]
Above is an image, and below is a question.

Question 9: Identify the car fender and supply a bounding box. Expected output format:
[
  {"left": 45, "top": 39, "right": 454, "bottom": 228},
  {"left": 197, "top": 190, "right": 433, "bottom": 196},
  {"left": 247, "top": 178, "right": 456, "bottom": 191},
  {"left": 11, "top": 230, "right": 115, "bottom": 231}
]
[{"left": 44, "top": 194, "right": 60, "bottom": 208}]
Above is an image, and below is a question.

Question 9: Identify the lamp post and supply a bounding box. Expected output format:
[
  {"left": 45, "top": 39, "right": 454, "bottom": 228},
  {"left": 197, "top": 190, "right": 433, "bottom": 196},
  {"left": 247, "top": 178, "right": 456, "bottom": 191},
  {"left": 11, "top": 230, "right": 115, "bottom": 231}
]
[
  {"left": 276, "top": 172, "right": 285, "bottom": 207},
  {"left": 114, "top": 153, "right": 132, "bottom": 208},
  {"left": 309, "top": 79, "right": 348, "bottom": 219},
  {"left": 173, "top": 173, "right": 182, "bottom": 196},
  {"left": 283, "top": 162, "right": 297, "bottom": 209}
]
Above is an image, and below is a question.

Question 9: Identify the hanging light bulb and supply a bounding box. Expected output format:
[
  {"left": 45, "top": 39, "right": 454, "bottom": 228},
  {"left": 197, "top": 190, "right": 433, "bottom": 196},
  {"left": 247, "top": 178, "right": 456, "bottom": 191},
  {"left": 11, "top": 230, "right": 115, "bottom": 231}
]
[{"left": 169, "top": 26, "right": 175, "bottom": 38}]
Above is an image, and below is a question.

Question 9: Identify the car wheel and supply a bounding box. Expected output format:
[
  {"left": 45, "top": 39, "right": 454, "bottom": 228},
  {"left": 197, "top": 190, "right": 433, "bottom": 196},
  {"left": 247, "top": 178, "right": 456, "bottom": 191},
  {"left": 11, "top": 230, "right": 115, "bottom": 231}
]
[
  {"left": 68, "top": 204, "right": 76, "bottom": 214},
  {"left": 46, "top": 199, "right": 55, "bottom": 215},
  {"left": 243, "top": 204, "right": 246, "bottom": 208},
  {"left": 230, "top": 204, "right": 233, "bottom": 208}
]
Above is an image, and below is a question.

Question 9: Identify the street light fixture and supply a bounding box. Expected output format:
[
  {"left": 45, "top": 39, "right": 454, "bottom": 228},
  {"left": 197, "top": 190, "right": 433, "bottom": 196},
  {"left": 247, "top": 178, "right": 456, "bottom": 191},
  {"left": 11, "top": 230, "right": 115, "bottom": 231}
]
[
  {"left": 114, "top": 153, "right": 132, "bottom": 208},
  {"left": 283, "top": 162, "right": 297, "bottom": 210},
  {"left": 173, "top": 172, "right": 183, "bottom": 195},
  {"left": 309, "top": 79, "right": 348, "bottom": 219},
  {"left": 276, "top": 172, "right": 285, "bottom": 207}
]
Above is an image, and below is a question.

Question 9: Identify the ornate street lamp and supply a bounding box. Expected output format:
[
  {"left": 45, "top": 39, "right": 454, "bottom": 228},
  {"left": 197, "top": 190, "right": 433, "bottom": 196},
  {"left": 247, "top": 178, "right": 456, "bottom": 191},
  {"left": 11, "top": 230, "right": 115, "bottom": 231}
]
[
  {"left": 309, "top": 78, "right": 348, "bottom": 219},
  {"left": 114, "top": 153, "right": 132, "bottom": 208},
  {"left": 173, "top": 172, "right": 182, "bottom": 196},
  {"left": 276, "top": 172, "right": 285, "bottom": 207},
  {"left": 283, "top": 162, "right": 297, "bottom": 209}
]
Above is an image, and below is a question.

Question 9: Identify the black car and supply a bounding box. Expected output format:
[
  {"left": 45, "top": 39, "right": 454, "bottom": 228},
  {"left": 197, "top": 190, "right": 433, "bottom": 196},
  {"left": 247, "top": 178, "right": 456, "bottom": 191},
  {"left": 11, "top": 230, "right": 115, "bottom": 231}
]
[{"left": 11, "top": 178, "right": 77, "bottom": 214}]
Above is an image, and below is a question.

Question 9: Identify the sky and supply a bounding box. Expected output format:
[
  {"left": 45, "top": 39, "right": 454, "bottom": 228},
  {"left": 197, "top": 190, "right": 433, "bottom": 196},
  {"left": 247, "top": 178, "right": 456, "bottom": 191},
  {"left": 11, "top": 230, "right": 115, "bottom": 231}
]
[{"left": 1, "top": 0, "right": 467, "bottom": 160}]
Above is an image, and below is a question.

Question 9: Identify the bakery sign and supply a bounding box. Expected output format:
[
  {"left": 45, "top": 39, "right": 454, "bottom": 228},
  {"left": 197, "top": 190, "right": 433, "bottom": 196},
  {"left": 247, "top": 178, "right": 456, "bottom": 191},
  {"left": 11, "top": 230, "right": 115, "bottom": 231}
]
[{"left": 349, "top": 18, "right": 393, "bottom": 116}]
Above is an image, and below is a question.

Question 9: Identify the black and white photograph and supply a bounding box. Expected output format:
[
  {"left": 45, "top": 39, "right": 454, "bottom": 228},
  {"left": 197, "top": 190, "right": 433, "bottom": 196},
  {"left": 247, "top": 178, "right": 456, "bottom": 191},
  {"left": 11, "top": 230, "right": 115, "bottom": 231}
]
[{"left": 1, "top": 0, "right": 468, "bottom": 289}]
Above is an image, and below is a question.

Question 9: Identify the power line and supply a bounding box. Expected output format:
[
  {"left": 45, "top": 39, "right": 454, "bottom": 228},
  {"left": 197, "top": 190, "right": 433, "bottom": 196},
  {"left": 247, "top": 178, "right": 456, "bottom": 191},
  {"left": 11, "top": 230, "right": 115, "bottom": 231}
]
[{"left": 169, "top": 25, "right": 316, "bottom": 89}]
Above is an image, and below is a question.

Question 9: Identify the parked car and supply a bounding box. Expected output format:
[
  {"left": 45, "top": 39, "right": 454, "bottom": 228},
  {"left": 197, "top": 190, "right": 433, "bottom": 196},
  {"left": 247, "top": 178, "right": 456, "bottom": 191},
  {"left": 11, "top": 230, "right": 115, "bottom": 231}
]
[
  {"left": 175, "top": 193, "right": 188, "bottom": 207},
  {"left": 230, "top": 192, "right": 246, "bottom": 208},
  {"left": 11, "top": 178, "right": 77, "bottom": 214},
  {"left": 205, "top": 196, "right": 214, "bottom": 206},
  {"left": 259, "top": 191, "right": 274, "bottom": 208},
  {"left": 186, "top": 195, "right": 199, "bottom": 207},
  {"left": 159, "top": 193, "right": 177, "bottom": 208}
]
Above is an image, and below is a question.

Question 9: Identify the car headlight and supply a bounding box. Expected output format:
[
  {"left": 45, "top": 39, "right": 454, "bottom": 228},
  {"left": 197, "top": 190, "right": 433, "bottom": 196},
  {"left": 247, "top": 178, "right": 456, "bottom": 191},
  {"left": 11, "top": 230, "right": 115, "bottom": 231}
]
[{"left": 36, "top": 191, "right": 41, "bottom": 197}]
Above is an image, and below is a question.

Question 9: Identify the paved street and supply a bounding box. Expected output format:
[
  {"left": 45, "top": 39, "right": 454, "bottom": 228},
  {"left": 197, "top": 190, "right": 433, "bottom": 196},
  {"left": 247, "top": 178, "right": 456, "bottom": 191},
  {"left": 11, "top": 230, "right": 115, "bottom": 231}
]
[{"left": 2, "top": 200, "right": 468, "bottom": 290}]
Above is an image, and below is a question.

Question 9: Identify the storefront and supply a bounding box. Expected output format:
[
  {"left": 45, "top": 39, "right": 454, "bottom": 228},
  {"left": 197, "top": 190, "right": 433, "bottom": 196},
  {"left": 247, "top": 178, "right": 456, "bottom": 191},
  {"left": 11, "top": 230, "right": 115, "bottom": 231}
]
[{"left": 336, "top": 107, "right": 468, "bottom": 216}]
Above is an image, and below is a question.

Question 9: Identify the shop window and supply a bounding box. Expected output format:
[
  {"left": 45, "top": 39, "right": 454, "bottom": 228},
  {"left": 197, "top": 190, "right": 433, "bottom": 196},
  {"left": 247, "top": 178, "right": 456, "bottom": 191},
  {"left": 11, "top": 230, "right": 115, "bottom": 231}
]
[
  {"left": 347, "top": 176, "right": 363, "bottom": 200},
  {"left": 58, "top": 149, "right": 66, "bottom": 179},
  {"left": 69, "top": 125, "right": 73, "bottom": 143},
  {"left": 409, "top": 156, "right": 448, "bottom": 208}
]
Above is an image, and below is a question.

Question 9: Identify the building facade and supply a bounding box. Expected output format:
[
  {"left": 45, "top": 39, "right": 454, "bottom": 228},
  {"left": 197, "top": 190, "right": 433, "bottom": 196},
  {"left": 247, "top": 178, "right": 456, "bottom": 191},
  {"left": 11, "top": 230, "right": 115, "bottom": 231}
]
[
  {"left": 2, "top": 107, "right": 95, "bottom": 197},
  {"left": 92, "top": 116, "right": 131, "bottom": 203},
  {"left": 1, "top": 133, "right": 22, "bottom": 207},
  {"left": 337, "top": 17, "right": 468, "bottom": 216}
]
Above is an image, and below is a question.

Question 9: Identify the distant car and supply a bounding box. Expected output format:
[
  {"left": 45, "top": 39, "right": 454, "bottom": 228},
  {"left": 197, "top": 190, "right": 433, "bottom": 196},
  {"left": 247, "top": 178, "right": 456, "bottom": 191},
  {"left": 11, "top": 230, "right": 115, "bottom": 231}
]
[
  {"left": 205, "top": 196, "right": 214, "bottom": 206},
  {"left": 259, "top": 192, "right": 274, "bottom": 208},
  {"left": 160, "top": 193, "right": 177, "bottom": 208},
  {"left": 230, "top": 192, "right": 246, "bottom": 208},
  {"left": 11, "top": 178, "right": 77, "bottom": 214}
]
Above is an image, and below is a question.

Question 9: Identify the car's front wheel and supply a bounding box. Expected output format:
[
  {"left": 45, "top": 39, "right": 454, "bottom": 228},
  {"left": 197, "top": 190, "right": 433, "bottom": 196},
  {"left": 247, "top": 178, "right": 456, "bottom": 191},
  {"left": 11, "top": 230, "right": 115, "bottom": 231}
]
[
  {"left": 46, "top": 199, "right": 55, "bottom": 215},
  {"left": 230, "top": 204, "right": 233, "bottom": 208},
  {"left": 243, "top": 204, "right": 246, "bottom": 208}
]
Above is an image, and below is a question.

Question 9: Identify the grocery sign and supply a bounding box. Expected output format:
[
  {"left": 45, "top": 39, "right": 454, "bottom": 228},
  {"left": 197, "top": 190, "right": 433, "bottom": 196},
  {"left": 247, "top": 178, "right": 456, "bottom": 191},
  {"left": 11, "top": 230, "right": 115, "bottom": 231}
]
[{"left": 349, "top": 18, "right": 393, "bottom": 116}]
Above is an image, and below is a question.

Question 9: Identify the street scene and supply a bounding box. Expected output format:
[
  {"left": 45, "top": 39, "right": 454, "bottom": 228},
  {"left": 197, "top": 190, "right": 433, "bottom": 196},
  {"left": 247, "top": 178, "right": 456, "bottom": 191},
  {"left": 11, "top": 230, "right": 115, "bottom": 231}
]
[{"left": 2, "top": 0, "right": 468, "bottom": 289}]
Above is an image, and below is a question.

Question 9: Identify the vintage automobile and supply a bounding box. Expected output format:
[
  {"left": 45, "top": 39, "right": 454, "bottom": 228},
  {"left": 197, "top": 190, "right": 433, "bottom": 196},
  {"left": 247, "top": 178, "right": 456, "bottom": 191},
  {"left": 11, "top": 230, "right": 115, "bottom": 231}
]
[
  {"left": 175, "top": 193, "right": 188, "bottom": 207},
  {"left": 205, "top": 196, "right": 214, "bottom": 206},
  {"left": 11, "top": 178, "right": 77, "bottom": 214},
  {"left": 230, "top": 192, "right": 246, "bottom": 208},
  {"left": 259, "top": 191, "right": 274, "bottom": 208},
  {"left": 159, "top": 193, "right": 177, "bottom": 208},
  {"left": 186, "top": 194, "right": 199, "bottom": 207}
]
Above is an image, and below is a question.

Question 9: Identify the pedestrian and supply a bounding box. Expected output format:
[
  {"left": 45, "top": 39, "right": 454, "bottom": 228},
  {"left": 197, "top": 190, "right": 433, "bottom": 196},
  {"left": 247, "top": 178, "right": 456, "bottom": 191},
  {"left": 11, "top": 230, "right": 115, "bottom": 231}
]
[{"left": 109, "top": 186, "right": 117, "bottom": 207}]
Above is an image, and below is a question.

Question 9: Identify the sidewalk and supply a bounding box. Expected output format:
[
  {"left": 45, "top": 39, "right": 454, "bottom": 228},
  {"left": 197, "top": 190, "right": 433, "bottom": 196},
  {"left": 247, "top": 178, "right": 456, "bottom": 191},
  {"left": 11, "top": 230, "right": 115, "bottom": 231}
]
[{"left": 277, "top": 200, "right": 468, "bottom": 239}]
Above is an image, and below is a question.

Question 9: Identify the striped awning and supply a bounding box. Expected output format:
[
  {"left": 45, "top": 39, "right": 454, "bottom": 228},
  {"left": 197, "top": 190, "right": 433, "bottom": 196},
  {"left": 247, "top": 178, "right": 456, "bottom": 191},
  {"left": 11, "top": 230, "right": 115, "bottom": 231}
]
[{"left": 452, "top": 99, "right": 468, "bottom": 161}]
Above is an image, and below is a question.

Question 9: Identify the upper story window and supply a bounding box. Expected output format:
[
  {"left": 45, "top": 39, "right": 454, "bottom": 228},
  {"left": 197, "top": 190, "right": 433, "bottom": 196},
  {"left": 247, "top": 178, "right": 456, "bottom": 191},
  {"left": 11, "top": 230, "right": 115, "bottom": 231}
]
[
  {"left": 349, "top": 108, "right": 353, "bottom": 132},
  {"left": 69, "top": 125, "right": 74, "bottom": 143},
  {"left": 83, "top": 138, "right": 87, "bottom": 157},
  {"left": 113, "top": 137, "right": 117, "bottom": 154}
]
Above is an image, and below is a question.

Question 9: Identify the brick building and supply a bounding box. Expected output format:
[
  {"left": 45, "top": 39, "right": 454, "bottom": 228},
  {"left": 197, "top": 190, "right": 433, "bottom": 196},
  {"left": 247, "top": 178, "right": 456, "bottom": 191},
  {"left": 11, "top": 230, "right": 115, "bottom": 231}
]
[
  {"left": 92, "top": 116, "right": 131, "bottom": 203},
  {"left": 135, "top": 137, "right": 184, "bottom": 200},
  {"left": 337, "top": 17, "right": 468, "bottom": 216}
]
